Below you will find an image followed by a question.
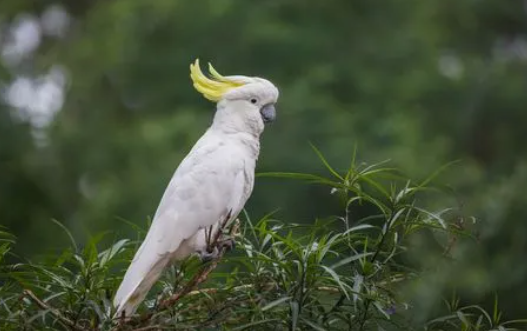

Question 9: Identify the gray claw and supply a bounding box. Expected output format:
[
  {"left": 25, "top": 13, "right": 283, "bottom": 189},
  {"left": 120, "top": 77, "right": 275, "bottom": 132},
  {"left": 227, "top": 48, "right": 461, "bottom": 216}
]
[
  {"left": 219, "top": 238, "right": 236, "bottom": 252},
  {"left": 199, "top": 246, "right": 219, "bottom": 263}
]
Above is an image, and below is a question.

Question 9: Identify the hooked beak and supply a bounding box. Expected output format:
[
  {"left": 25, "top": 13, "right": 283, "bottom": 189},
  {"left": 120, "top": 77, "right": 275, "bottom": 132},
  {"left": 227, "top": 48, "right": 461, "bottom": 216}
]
[{"left": 260, "top": 104, "right": 276, "bottom": 123}]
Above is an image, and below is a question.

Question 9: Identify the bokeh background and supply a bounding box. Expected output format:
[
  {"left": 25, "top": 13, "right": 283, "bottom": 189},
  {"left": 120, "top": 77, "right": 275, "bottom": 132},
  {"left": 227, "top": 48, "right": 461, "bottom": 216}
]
[{"left": 1, "top": 0, "right": 526, "bottom": 322}]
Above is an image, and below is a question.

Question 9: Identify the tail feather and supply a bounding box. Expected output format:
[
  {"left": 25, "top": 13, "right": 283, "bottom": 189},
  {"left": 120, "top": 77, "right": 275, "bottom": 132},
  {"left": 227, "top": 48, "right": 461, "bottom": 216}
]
[{"left": 113, "top": 255, "right": 169, "bottom": 317}]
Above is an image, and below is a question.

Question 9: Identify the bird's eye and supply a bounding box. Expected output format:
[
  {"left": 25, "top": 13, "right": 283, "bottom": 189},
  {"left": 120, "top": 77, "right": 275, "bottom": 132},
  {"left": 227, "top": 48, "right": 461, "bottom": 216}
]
[{"left": 250, "top": 98, "right": 258, "bottom": 104}]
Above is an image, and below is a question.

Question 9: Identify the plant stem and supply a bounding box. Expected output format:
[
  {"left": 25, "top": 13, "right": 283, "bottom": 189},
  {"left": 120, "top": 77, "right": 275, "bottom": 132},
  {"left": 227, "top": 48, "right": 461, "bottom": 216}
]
[{"left": 23, "top": 289, "right": 85, "bottom": 331}]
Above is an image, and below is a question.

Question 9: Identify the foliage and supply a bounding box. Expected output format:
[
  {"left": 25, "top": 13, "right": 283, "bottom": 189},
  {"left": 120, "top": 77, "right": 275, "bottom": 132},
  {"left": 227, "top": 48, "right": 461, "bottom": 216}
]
[{"left": 1, "top": 157, "right": 525, "bottom": 330}]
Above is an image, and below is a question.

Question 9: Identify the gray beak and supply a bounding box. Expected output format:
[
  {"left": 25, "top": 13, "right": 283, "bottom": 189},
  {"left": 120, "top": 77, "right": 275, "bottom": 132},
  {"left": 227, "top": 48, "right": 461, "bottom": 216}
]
[{"left": 260, "top": 104, "right": 276, "bottom": 123}]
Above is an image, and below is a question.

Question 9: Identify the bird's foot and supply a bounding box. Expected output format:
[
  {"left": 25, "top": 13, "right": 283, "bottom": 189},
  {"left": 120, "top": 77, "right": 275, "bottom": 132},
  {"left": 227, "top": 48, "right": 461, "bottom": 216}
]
[
  {"left": 198, "top": 237, "right": 237, "bottom": 263},
  {"left": 198, "top": 246, "right": 219, "bottom": 263}
]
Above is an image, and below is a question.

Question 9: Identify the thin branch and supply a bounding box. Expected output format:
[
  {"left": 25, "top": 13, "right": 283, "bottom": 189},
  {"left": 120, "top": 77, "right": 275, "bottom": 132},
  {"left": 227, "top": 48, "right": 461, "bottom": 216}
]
[
  {"left": 23, "top": 289, "right": 85, "bottom": 331},
  {"left": 132, "top": 326, "right": 166, "bottom": 331},
  {"left": 186, "top": 284, "right": 342, "bottom": 297}
]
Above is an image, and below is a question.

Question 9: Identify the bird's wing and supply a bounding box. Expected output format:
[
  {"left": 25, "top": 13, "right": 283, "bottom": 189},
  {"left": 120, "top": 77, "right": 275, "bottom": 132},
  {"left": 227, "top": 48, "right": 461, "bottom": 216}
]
[{"left": 113, "top": 133, "right": 251, "bottom": 316}]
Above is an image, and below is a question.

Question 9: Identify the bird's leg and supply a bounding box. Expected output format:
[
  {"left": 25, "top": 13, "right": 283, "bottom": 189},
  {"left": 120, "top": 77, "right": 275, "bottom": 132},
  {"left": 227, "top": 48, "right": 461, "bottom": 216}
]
[
  {"left": 216, "top": 217, "right": 241, "bottom": 252},
  {"left": 205, "top": 224, "right": 213, "bottom": 251}
]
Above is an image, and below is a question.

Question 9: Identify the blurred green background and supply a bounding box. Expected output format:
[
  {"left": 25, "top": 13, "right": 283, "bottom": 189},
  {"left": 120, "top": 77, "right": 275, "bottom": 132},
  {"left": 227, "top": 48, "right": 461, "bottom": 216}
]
[{"left": 1, "top": 0, "right": 526, "bottom": 322}]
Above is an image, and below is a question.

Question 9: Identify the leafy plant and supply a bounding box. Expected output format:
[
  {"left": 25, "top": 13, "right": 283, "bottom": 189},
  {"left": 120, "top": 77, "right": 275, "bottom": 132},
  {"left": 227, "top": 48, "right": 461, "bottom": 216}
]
[{"left": 0, "top": 152, "right": 525, "bottom": 330}]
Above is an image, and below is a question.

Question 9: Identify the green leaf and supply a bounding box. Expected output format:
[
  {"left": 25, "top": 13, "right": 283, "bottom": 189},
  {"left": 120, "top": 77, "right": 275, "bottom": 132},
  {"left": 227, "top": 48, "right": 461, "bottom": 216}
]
[
  {"left": 460, "top": 305, "right": 492, "bottom": 325},
  {"left": 493, "top": 293, "right": 500, "bottom": 324},
  {"left": 415, "top": 207, "right": 451, "bottom": 229},
  {"left": 418, "top": 160, "right": 460, "bottom": 188},
  {"left": 301, "top": 317, "right": 328, "bottom": 331},
  {"left": 330, "top": 252, "right": 374, "bottom": 270},
  {"left": 50, "top": 219, "right": 78, "bottom": 253},
  {"left": 261, "top": 296, "right": 291, "bottom": 311},
  {"left": 99, "top": 239, "right": 129, "bottom": 266},
  {"left": 309, "top": 143, "right": 344, "bottom": 181},
  {"left": 232, "top": 319, "right": 282, "bottom": 331},
  {"left": 320, "top": 266, "right": 351, "bottom": 300},
  {"left": 457, "top": 311, "right": 471, "bottom": 327},
  {"left": 501, "top": 319, "right": 527, "bottom": 326},
  {"left": 373, "top": 301, "right": 391, "bottom": 320},
  {"left": 291, "top": 300, "right": 300, "bottom": 331}
]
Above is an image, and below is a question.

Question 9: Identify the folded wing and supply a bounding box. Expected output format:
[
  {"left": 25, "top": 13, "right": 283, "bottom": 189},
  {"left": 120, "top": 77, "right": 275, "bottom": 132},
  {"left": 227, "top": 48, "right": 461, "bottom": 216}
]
[{"left": 113, "top": 137, "right": 251, "bottom": 316}]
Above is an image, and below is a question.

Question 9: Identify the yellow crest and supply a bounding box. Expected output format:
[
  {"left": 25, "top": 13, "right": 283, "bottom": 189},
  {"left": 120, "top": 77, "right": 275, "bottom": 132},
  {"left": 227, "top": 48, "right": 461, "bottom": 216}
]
[{"left": 190, "top": 59, "right": 245, "bottom": 102}]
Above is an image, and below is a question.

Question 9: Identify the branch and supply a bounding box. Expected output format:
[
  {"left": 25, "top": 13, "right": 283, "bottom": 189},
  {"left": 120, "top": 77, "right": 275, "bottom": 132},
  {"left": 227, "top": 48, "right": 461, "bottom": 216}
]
[
  {"left": 23, "top": 289, "right": 85, "bottom": 331},
  {"left": 131, "top": 326, "right": 165, "bottom": 331}
]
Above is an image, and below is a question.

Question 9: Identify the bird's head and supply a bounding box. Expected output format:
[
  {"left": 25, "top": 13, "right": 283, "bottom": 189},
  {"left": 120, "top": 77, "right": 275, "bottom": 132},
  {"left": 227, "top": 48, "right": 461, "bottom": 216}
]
[{"left": 190, "top": 59, "right": 279, "bottom": 136}]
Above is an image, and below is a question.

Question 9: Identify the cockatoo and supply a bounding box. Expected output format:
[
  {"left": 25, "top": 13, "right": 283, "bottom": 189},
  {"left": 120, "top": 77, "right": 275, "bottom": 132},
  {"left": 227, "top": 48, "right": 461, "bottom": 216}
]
[{"left": 113, "top": 59, "right": 279, "bottom": 317}]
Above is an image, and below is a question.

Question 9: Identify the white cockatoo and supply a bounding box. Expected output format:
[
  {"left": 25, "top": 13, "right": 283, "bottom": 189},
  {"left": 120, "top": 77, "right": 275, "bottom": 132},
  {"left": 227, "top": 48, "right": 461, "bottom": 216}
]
[{"left": 113, "top": 59, "right": 279, "bottom": 317}]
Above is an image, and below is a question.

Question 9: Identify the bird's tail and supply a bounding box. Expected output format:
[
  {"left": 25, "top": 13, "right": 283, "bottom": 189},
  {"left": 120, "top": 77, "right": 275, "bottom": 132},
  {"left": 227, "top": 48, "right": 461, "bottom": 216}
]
[{"left": 113, "top": 254, "right": 170, "bottom": 317}]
